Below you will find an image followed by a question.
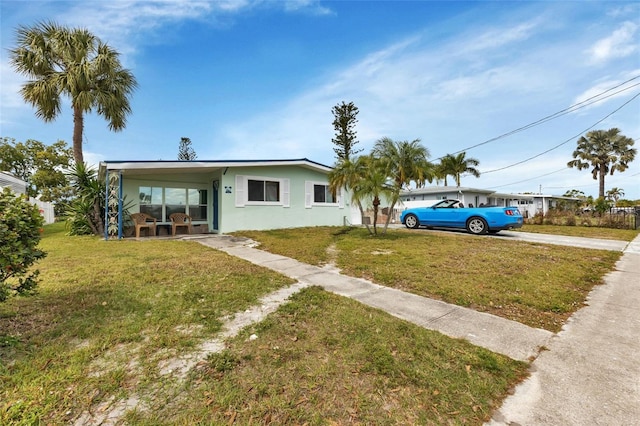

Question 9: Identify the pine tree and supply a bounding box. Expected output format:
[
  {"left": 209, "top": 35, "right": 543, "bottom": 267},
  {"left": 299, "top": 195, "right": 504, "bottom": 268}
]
[
  {"left": 178, "top": 137, "right": 197, "bottom": 160},
  {"left": 331, "top": 101, "right": 362, "bottom": 161}
]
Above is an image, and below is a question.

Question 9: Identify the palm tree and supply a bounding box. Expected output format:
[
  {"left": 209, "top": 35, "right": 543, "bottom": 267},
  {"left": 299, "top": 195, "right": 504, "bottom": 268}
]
[
  {"left": 438, "top": 152, "right": 480, "bottom": 187},
  {"left": 10, "top": 22, "right": 137, "bottom": 165},
  {"left": 567, "top": 128, "right": 636, "bottom": 199},
  {"left": 329, "top": 155, "right": 394, "bottom": 235},
  {"left": 433, "top": 162, "right": 448, "bottom": 186},
  {"left": 605, "top": 187, "right": 624, "bottom": 207},
  {"left": 371, "top": 137, "right": 434, "bottom": 232}
]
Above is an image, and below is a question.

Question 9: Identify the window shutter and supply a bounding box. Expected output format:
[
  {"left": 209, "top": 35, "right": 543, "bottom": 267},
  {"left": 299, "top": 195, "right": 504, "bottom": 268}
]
[
  {"left": 338, "top": 187, "right": 344, "bottom": 209},
  {"left": 235, "top": 175, "right": 244, "bottom": 207},
  {"left": 305, "top": 181, "right": 312, "bottom": 208},
  {"left": 282, "top": 179, "right": 290, "bottom": 207}
]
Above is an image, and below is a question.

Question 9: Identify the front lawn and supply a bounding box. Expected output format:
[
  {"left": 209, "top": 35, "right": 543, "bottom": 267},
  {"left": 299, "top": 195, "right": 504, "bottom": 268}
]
[
  {"left": 1, "top": 223, "right": 529, "bottom": 425},
  {"left": 235, "top": 226, "right": 622, "bottom": 332}
]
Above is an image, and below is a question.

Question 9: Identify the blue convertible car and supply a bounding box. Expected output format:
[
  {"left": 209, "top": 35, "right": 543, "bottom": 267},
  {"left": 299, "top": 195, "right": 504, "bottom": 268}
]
[{"left": 400, "top": 199, "right": 523, "bottom": 234}]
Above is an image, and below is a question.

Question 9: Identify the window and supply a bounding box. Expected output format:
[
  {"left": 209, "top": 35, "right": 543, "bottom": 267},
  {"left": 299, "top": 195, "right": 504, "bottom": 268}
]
[
  {"left": 248, "top": 179, "right": 280, "bottom": 202},
  {"left": 235, "top": 175, "right": 289, "bottom": 207},
  {"left": 313, "top": 184, "right": 335, "bottom": 203},
  {"left": 139, "top": 186, "right": 162, "bottom": 219},
  {"left": 165, "top": 187, "right": 186, "bottom": 221},
  {"left": 305, "top": 181, "right": 342, "bottom": 208},
  {"left": 138, "top": 186, "right": 208, "bottom": 221},
  {"left": 188, "top": 189, "right": 208, "bottom": 220}
]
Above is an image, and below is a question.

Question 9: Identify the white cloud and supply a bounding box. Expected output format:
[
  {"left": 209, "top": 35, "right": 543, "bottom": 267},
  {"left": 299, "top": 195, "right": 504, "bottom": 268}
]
[
  {"left": 283, "top": 0, "right": 334, "bottom": 16},
  {"left": 588, "top": 21, "right": 639, "bottom": 64},
  {"left": 457, "top": 20, "right": 539, "bottom": 55},
  {"left": 572, "top": 73, "right": 640, "bottom": 112}
]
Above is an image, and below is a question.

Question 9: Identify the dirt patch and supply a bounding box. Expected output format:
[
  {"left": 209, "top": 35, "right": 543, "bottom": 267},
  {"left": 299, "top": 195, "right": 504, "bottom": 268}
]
[{"left": 73, "top": 282, "right": 311, "bottom": 425}]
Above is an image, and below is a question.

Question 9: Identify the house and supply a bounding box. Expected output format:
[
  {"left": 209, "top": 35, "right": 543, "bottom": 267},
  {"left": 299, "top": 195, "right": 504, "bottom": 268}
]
[
  {"left": 513, "top": 194, "right": 581, "bottom": 218},
  {"left": 0, "top": 171, "right": 55, "bottom": 224},
  {"left": 396, "top": 186, "right": 581, "bottom": 219},
  {"left": 99, "top": 159, "right": 351, "bottom": 238},
  {"left": 0, "top": 171, "right": 28, "bottom": 194}
]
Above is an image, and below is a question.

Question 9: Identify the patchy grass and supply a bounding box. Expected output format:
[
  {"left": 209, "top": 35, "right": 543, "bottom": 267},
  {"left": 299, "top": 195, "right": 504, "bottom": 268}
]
[
  {"left": 235, "top": 226, "right": 621, "bottom": 332},
  {"left": 129, "top": 287, "right": 529, "bottom": 425},
  {"left": 519, "top": 224, "right": 639, "bottom": 241},
  {"left": 0, "top": 222, "right": 293, "bottom": 424},
  {"left": 1, "top": 223, "right": 529, "bottom": 425}
]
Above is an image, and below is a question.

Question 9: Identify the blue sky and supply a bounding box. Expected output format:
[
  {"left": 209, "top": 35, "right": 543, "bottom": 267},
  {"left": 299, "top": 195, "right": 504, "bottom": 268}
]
[{"left": 1, "top": 0, "right": 639, "bottom": 199}]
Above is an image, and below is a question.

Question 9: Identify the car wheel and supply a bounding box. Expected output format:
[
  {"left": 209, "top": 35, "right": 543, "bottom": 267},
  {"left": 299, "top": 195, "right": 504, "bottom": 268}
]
[
  {"left": 404, "top": 214, "right": 420, "bottom": 229},
  {"left": 466, "top": 217, "right": 488, "bottom": 234}
]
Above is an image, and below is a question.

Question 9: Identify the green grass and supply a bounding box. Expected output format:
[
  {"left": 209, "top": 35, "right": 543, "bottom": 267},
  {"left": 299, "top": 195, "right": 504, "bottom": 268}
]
[
  {"left": 1, "top": 222, "right": 293, "bottom": 424},
  {"left": 1, "top": 222, "right": 529, "bottom": 425},
  {"left": 519, "top": 224, "right": 639, "bottom": 241},
  {"left": 235, "top": 226, "right": 622, "bottom": 332},
  {"left": 130, "top": 287, "right": 528, "bottom": 425}
]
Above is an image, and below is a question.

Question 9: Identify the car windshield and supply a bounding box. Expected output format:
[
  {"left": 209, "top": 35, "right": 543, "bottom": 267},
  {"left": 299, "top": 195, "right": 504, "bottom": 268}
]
[{"left": 434, "top": 200, "right": 460, "bottom": 209}]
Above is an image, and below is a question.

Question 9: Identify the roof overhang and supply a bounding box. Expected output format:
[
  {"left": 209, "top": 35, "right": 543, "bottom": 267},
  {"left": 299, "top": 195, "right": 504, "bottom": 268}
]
[
  {"left": 401, "top": 186, "right": 495, "bottom": 196},
  {"left": 98, "top": 158, "right": 333, "bottom": 179},
  {"left": 491, "top": 193, "right": 534, "bottom": 200}
]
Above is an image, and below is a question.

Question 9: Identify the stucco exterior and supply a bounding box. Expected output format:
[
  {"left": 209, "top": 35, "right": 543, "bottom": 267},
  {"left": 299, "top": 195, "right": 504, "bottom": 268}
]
[{"left": 100, "top": 159, "right": 349, "bottom": 237}]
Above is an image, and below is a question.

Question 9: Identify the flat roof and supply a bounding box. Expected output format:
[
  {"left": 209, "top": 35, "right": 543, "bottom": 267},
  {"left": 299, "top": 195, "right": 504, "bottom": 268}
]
[{"left": 99, "top": 158, "right": 333, "bottom": 177}]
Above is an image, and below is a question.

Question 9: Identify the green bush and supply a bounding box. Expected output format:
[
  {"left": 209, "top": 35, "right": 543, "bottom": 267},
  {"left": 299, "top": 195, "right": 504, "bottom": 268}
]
[{"left": 0, "top": 187, "right": 46, "bottom": 302}]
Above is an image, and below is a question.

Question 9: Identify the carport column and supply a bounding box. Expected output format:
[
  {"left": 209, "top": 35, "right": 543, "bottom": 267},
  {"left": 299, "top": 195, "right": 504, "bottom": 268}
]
[{"left": 105, "top": 170, "right": 123, "bottom": 240}]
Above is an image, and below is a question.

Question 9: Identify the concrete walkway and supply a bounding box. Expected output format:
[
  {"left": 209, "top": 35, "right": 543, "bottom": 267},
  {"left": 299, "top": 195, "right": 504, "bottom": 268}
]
[
  {"left": 195, "top": 235, "right": 552, "bottom": 362},
  {"left": 191, "top": 231, "right": 640, "bottom": 425}
]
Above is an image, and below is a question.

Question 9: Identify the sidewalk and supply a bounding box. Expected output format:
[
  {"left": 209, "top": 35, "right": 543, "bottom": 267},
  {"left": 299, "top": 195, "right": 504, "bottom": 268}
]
[
  {"left": 487, "top": 234, "right": 640, "bottom": 425},
  {"left": 192, "top": 232, "right": 640, "bottom": 425}
]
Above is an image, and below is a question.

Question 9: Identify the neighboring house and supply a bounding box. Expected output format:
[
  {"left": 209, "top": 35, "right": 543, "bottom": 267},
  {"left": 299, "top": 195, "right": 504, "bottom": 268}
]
[
  {"left": 396, "top": 186, "right": 579, "bottom": 219},
  {"left": 400, "top": 186, "right": 496, "bottom": 208},
  {"left": 0, "top": 171, "right": 27, "bottom": 194},
  {"left": 99, "top": 159, "right": 349, "bottom": 238},
  {"left": 516, "top": 194, "right": 581, "bottom": 218},
  {"left": 0, "top": 171, "right": 55, "bottom": 224}
]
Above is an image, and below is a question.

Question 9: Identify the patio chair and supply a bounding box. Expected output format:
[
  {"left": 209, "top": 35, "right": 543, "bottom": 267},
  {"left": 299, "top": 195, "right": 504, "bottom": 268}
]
[
  {"left": 130, "top": 213, "right": 157, "bottom": 238},
  {"left": 169, "top": 212, "right": 193, "bottom": 236}
]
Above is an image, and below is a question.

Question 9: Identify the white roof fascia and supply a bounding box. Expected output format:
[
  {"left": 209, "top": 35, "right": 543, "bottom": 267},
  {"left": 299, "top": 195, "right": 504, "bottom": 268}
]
[{"left": 99, "top": 159, "right": 332, "bottom": 173}]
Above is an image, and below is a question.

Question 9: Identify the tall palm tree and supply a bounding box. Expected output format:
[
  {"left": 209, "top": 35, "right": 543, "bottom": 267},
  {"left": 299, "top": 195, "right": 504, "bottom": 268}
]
[
  {"left": 371, "top": 137, "right": 434, "bottom": 232},
  {"left": 567, "top": 128, "right": 636, "bottom": 199},
  {"left": 10, "top": 21, "right": 137, "bottom": 165},
  {"left": 438, "top": 152, "right": 480, "bottom": 187}
]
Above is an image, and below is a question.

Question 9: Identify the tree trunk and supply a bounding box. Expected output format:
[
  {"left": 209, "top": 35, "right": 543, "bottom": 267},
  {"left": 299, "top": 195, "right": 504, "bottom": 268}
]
[
  {"left": 73, "top": 105, "right": 84, "bottom": 165},
  {"left": 92, "top": 199, "right": 104, "bottom": 236},
  {"left": 372, "top": 196, "right": 380, "bottom": 235},
  {"left": 598, "top": 164, "right": 606, "bottom": 199},
  {"left": 357, "top": 201, "right": 373, "bottom": 235}
]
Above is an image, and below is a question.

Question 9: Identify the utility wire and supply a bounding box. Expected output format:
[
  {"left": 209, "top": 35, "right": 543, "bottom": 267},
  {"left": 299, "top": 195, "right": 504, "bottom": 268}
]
[
  {"left": 482, "top": 90, "right": 640, "bottom": 174},
  {"left": 434, "top": 74, "right": 640, "bottom": 161},
  {"left": 487, "top": 168, "right": 567, "bottom": 189}
]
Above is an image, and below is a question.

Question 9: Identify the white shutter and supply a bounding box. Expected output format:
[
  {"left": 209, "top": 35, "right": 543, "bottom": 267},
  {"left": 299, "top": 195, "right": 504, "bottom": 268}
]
[
  {"left": 235, "top": 175, "right": 244, "bottom": 207},
  {"left": 338, "top": 187, "right": 344, "bottom": 209},
  {"left": 305, "top": 181, "right": 313, "bottom": 208},
  {"left": 282, "top": 179, "right": 290, "bottom": 207}
]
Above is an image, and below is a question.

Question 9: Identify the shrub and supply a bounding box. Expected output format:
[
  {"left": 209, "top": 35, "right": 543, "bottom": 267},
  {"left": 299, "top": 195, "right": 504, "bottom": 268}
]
[
  {"left": 0, "top": 188, "right": 46, "bottom": 302},
  {"left": 532, "top": 212, "right": 544, "bottom": 225}
]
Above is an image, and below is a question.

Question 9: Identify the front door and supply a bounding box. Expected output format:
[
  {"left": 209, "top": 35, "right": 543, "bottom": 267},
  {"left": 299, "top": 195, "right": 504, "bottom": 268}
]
[{"left": 212, "top": 180, "right": 219, "bottom": 231}]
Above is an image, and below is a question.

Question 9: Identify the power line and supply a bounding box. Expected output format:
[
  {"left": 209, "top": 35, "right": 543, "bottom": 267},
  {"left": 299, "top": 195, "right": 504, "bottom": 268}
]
[
  {"left": 481, "top": 90, "right": 640, "bottom": 174},
  {"left": 487, "top": 167, "right": 566, "bottom": 189},
  {"left": 434, "top": 74, "right": 640, "bottom": 161}
]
